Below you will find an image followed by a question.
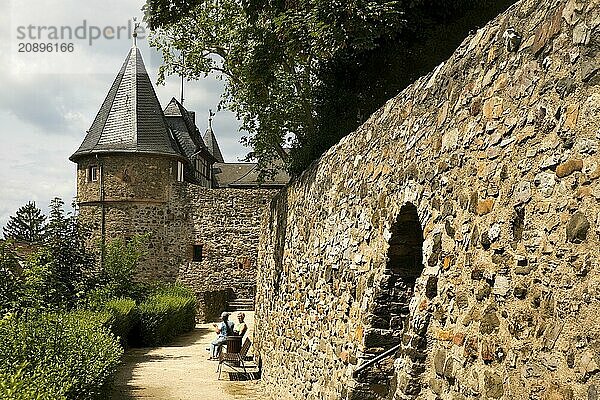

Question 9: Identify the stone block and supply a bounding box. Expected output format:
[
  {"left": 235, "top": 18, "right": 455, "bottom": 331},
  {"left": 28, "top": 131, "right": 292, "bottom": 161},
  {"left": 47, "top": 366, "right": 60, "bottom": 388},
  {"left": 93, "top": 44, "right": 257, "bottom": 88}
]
[
  {"left": 476, "top": 198, "right": 495, "bottom": 215},
  {"left": 483, "top": 97, "right": 504, "bottom": 119},
  {"left": 566, "top": 211, "right": 590, "bottom": 243},
  {"left": 480, "top": 308, "right": 500, "bottom": 334},
  {"left": 556, "top": 159, "right": 584, "bottom": 178},
  {"left": 484, "top": 371, "right": 503, "bottom": 398}
]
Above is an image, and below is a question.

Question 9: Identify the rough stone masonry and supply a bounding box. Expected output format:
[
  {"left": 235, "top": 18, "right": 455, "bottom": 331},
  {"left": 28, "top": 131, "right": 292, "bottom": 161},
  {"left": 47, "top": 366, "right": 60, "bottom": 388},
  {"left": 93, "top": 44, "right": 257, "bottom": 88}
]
[
  {"left": 76, "top": 154, "right": 277, "bottom": 321},
  {"left": 254, "top": 0, "right": 600, "bottom": 398}
]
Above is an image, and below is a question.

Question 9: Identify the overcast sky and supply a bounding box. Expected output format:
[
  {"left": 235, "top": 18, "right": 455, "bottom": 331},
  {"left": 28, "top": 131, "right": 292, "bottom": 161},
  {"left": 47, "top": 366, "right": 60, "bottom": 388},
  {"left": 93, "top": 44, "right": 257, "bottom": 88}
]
[{"left": 0, "top": 0, "right": 246, "bottom": 229}]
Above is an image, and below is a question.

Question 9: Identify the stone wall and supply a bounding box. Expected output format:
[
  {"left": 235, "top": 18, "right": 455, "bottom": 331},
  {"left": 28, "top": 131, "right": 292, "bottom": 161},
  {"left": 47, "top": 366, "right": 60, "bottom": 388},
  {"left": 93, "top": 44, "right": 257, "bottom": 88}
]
[
  {"left": 76, "top": 153, "right": 278, "bottom": 320},
  {"left": 255, "top": 0, "right": 600, "bottom": 399},
  {"left": 78, "top": 202, "right": 185, "bottom": 281},
  {"left": 179, "top": 187, "right": 277, "bottom": 321},
  {"left": 76, "top": 154, "right": 178, "bottom": 202}
]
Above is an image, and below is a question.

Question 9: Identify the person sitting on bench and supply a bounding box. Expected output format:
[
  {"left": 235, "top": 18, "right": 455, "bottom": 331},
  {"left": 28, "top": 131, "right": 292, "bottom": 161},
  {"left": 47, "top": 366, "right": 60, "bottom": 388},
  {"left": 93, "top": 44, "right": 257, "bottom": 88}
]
[
  {"left": 208, "top": 312, "right": 234, "bottom": 360},
  {"left": 234, "top": 312, "right": 248, "bottom": 338}
]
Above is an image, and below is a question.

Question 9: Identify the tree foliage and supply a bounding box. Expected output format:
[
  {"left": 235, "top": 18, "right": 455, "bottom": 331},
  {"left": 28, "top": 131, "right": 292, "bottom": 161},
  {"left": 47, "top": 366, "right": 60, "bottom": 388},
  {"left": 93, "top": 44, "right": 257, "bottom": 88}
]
[
  {"left": 0, "top": 242, "right": 22, "bottom": 315},
  {"left": 42, "top": 198, "right": 95, "bottom": 305},
  {"left": 83, "top": 234, "right": 150, "bottom": 308},
  {"left": 145, "top": 0, "right": 407, "bottom": 175},
  {"left": 0, "top": 198, "right": 96, "bottom": 312},
  {"left": 145, "top": 0, "right": 515, "bottom": 176},
  {"left": 3, "top": 202, "right": 46, "bottom": 243}
]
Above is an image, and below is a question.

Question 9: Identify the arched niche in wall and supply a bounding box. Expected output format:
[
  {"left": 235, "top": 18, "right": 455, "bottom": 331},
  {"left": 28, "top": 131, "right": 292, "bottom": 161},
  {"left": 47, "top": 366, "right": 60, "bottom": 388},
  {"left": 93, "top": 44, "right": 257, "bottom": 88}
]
[
  {"left": 380, "top": 202, "right": 424, "bottom": 333},
  {"left": 368, "top": 202, "right": 425, "bottom": 334},
  {"left": 352, "top": 203, "right": 425, "bottom": 400},
  {"left": 387, "top": 203, "right": 424, "bottom": 286}
]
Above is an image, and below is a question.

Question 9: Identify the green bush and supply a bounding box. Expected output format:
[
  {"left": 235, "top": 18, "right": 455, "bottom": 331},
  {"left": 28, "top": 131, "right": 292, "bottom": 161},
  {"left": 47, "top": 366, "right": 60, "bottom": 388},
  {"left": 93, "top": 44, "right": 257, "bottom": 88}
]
[
  {"left": 98, "top": 235, "right": 148, "bottom": 298},
  {"left": 80, "top": 286, "right": 116, "bottom": 310},
  {"left": 104, "top": 298, "right": 138, "bottom": 347},
  {"left": 0, "top": 363, "right": 60, "bottom": 400},
  {"left": 138, "top": 284, "right": 197, "bottom": 346},
  {"left": 0, "top": 242, "right": 23, "bottom": 315},
  {"left": 0, "top": 310, "right": 122, "bottom": 399},
  {"left": 152, "top": 283, "right": 196, "bottom": 298}
]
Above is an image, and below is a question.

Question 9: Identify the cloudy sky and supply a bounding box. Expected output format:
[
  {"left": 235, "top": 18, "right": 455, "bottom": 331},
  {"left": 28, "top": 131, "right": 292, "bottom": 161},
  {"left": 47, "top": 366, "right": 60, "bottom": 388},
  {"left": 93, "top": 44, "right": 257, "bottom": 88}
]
[{"left": 0, "top": 0, "right": 246, "bottom": 229}]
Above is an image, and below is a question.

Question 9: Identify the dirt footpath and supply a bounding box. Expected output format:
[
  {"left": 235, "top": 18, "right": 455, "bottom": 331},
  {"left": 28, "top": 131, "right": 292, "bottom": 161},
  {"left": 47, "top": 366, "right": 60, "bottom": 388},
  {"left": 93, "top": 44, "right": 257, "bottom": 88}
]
[{"left": 110, "top": 312, "right": 264, "bottom": 399}]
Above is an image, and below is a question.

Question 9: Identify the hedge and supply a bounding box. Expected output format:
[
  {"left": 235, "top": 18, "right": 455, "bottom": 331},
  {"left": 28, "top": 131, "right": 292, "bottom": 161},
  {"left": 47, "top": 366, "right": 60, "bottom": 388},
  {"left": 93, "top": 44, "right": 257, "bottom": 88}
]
[
  {"left": 0, "top": 310, "right": 123, "bottom": 399},
  {"left": 138, "top": 284, "right": 197, "bottom": 346},
  {"left": 103, "top": 298, "right": 138, "bottom": 347}
]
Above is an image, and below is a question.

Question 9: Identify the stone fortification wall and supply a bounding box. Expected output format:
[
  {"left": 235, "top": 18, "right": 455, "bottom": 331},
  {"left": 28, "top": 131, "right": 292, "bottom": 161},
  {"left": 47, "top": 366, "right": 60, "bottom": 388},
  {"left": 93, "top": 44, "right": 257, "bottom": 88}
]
[
  {"left": 76, "top": 151, "right": 279, "bottom": 320},
  {"left": 255, "top": 0, "right": 600, "bottom": 399},
  {"left": 178, "top": 187, "right": 278, "bottom": 321},
  {"left": 76, "top": 154, "right": 178, "bottom": 202}
]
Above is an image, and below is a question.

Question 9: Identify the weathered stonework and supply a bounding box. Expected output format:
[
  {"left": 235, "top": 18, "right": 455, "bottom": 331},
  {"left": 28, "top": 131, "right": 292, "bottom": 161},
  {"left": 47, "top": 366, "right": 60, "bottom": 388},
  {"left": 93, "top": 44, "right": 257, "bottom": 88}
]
[
  {"left": 255, "top": 0, "right": 600, "bottom": 398},
  {"left": 178, "top": 187, "right": 278, "bottom": 321},
  {"left": 76, "top": 154, "right": 179, "bottom": 203},
  {"left": 77, "top": 154, "right": 279, "bottom": 320},
  {"left": 77, "top": 154, "right": 185, "bottom": 281}
]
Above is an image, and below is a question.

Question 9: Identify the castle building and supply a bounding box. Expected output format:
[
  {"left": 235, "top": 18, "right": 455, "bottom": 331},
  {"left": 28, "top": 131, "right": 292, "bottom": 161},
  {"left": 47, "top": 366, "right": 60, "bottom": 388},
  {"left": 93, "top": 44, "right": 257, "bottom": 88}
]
[{"left": 70, "top": 45, "right": 288, "bottom": 320}]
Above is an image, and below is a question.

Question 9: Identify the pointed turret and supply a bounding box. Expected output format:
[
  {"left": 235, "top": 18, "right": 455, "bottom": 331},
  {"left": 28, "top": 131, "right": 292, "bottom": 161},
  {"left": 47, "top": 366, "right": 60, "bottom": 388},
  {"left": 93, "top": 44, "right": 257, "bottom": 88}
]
[
  {"left": 163, "top": 97, "right": 216, "bottom": 186},
  {"left": 203, "top": 126, "right": 225, "bottom": 163},
  {"left": 70, "top": 47, "right": 183, "bottom": 161},
  {"left": 164, "top": 97, "right": 209, "bottom": 159}
]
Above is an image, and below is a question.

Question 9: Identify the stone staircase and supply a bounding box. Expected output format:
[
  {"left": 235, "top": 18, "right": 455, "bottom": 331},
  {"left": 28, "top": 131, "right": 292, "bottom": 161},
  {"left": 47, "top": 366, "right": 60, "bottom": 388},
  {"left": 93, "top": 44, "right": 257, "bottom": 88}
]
[{"left": 227, "top": 298, "right": 255, "bottom": 312}]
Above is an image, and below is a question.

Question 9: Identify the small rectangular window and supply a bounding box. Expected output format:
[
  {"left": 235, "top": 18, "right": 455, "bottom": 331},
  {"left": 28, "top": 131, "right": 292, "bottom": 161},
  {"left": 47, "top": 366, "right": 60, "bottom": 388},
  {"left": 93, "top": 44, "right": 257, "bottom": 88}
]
[
  {"left": 177, "top": 161, "right": 184, "bottom": 182},
  {"left": 192, "top": 244, "right": 203, "bottom": 262},
  {"left": 88, "top": 166, "right": 98, "bottom": 182}
]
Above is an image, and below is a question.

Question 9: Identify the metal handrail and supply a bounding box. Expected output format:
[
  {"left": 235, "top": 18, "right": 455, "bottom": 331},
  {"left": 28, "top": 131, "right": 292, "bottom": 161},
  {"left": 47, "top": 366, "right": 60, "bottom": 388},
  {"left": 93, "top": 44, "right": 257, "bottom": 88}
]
[{"left": 352, "top": 343, "right": 402, "bottom": 378}]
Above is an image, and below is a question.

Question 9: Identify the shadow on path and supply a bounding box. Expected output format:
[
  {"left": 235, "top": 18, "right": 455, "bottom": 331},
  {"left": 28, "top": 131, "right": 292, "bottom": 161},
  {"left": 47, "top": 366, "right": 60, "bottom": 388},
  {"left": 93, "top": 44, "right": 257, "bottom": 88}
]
[{"left": 110, "top": 317, "right": 264, "bottom": 400}]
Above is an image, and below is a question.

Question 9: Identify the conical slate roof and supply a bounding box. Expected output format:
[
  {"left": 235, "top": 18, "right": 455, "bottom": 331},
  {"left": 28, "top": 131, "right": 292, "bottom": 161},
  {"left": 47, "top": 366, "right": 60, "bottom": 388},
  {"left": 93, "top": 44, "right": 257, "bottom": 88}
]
[
  {"left": 70, "top": 47, "right": 183, "bottom": 161},
  {"left": 202, "top": 126, "right": 224, "bottom": 163},
  {"left": 164, "top": 97, "right": 214, "bottom": 162}
]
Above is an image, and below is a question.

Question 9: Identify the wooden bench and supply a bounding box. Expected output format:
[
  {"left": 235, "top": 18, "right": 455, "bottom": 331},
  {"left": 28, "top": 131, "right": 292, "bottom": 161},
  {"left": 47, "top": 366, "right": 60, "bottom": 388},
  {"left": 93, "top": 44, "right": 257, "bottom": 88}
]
[{"left": 217, "top": 337, "right": 253, "bottom": 380}]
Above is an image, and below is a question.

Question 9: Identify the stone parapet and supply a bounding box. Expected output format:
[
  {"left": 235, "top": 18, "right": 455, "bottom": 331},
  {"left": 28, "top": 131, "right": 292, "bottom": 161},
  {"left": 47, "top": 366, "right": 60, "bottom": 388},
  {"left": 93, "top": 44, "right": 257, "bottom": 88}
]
[{"left": 255, "top": 0, "right": 600, "bottom": 398}]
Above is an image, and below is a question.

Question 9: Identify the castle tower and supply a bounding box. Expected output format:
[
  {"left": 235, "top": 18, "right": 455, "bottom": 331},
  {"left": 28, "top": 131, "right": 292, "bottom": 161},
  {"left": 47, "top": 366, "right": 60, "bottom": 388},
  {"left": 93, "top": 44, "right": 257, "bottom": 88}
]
[{"left": 69, "top": 45, "right": 190, "bottom": 281}]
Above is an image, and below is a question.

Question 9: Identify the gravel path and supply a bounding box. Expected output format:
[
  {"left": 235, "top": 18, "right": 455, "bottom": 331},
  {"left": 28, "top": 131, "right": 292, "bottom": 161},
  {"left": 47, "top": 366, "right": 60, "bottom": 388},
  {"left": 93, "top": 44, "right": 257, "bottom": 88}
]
[{"left": 110, "top": 312, "right": 264, "bottom": 399}]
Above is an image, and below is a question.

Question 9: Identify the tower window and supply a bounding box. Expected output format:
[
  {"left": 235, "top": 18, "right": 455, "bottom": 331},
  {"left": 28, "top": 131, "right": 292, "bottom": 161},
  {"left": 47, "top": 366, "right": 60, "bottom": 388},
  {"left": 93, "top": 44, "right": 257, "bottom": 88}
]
[
  {"left": 88, "top": 166, "right": 98, "bottom": 182},
  {"left": 177, "top": 161, "right": 184, "bottom": 182},
  {"left": 192, "top": 244, "right": 203, "bottom": 262}
]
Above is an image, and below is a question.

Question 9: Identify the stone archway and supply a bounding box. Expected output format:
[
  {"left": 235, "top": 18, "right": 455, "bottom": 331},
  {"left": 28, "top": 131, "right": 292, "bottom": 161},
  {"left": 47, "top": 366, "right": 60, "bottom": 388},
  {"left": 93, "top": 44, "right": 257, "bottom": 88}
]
[
  {"left": 378, "top": 203, "right": 425, "bottom": 335},
  {"left": 353, "top": 203, "right": 425, "bottom": 399}
]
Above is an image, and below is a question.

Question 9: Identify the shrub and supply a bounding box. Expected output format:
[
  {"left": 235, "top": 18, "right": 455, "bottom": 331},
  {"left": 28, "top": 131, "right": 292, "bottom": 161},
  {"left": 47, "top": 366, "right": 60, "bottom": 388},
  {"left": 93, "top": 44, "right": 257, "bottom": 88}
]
[
  {"left": 0, "top": 242, "right": 23, "bottom": 315},
  {"left": 0, "top": 310, "right": 122, "bottom": 399},
  {"left": 103, "top": 298, "right": 138, "bottom": 347},
  {"left": 152, "top": 282, "right": 197, "bottom": 299},
  {"left": 80, "top": 286, "right": 117, "bottom": 310},
  {"left": 97, "top": 235, "right": 148, "bottom": 299},
  {"left": 0, "top": 363, "right": 61, "bottom": 400},
  {"left": 138, "top": 283, "right": 197, "bottom": 346}
]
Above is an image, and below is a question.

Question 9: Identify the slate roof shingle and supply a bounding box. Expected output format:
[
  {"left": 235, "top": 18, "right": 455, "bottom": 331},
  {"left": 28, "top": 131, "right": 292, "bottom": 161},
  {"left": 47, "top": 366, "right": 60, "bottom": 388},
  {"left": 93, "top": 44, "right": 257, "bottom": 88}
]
[
  {"left": 203, "top": 127, "right": 225, "bottom": 163},
  {"left": 212, "top": 162, "right": 290, "bottom": 188},
  {"left": 70, "top": 47, "right": 183, "bottom": 161}
]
